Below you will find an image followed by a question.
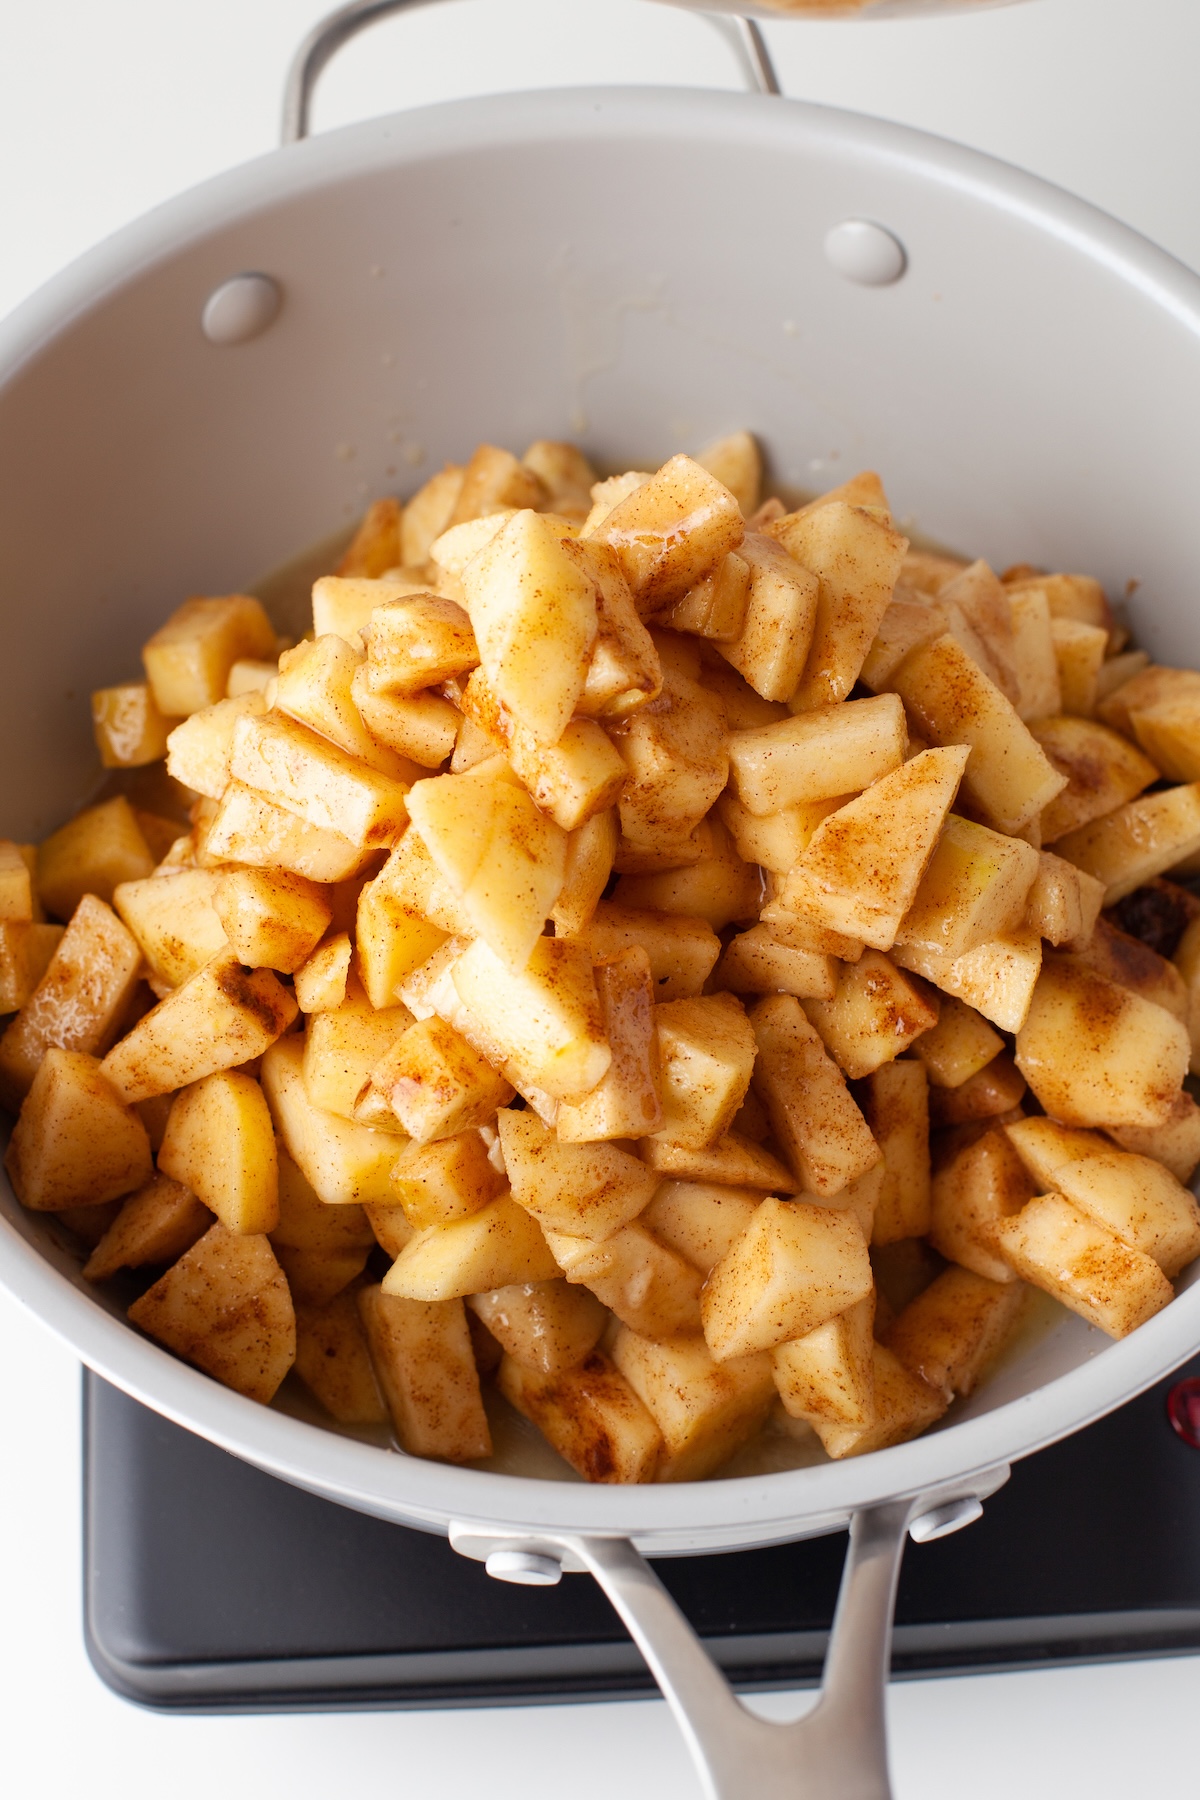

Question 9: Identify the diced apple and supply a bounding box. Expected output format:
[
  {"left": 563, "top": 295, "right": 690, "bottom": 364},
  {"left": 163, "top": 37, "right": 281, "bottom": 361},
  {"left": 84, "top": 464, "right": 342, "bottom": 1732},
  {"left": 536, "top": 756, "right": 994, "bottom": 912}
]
[
  {"left": 5, "top": 1048, "right": 151, "bottom": 1210},
  {"left": 1015, "top": 957, "right": 1189, "bottom": 1126},
  {"left": 36, "top": 796, "right": 155, "bottom": 920},
  {"left": 910, "top": 993, "right": 1002, "bottom": 1087},
  {"left": 929, "top": 1124, "right": 1034, "bottom": 1282},
  {"left": 713, "top": 531, "right": 818, "bottom": 703},
  {"left": 406, "top": 765, "right": 566, "bottom": 968},
  {"left": 640, "top": 1129, "right": 799, "bottom": 1193},
  {"left": 158, "top": 1071, "right": 279, "bottom": 1234},
  {"left": 558, "top": 899, "right": 719, "bottom": 1001},
  {"left": 142, "top": 595, "right": 276, "bottom": 718},
  {"left": 651, "top": 992, "right": 756, "bottom": 1150},
  {"left": 1107, "top": 1090, "right": 1200, "bottom": 1183},
  {"left": 1069, "top": 916, "right": 1186, "bottom": 1020},
  {"left": 893, "top": 926, "right": 1043, "bottom": 1035},
  {"left": 694, "top": 431, "right": 762, "bottom": 516},
  {"left": 388, "top": 1130, "right": 506, "bottom": 1229},
  {"left": 358, "top": 1285, "right": 491, "bottom": 1460},
  {"left": 381, "top": 1196, "right": 558, "bottom": 1299},
  {"left": 896, "top": 815, "right": 1040, "bottom": 961},
  {"left": 128, "top": 1223, "right": 295, "bottom": 1402},
  {"left": 996, "top": 1193, "right": 1173, "bottom": 1337},
  {"left": 100, "top": 950, "right": 297, "bottom": 1103},
  {"left": 1023, "top": 851, "right": 1105, "bottom": 948},
  {"left": 773, "top": 1294, "right": 875, "bottom": 1427},
  {"left": 114, "top": 869, "right": 228, "bottom": 990},
  {"left": 749, "top": 995, "right": 879, "bottom": 1197},
  {"left": 262, "top": 1035, "right": 400, "bottom": 1205},
  {"left": 586, "top": 454, "right": 744, "bottom": 614},
  {"left": 1053, "top": 782, "right": 1200, "bottom": 904},
  {"left": 451, "top": 936, "right": 609, "bottom": 1101},
  {"left": 498, "top": 1108, "right": 657, "bottom": 1237},
  {"left": 91, "top": 681, "right": 177, "bottom": 769},
  {"left": 769, "top": 502, "right": 908, "bottom": 710},
  {"left": 890, "top": 635, "right": 1068, "bottom": 834},
  {"left": 1051, "top": 616, "right": 1107, "bottom": 716},
  {"left": 467, "top": 1278, "right": 606, "bottom": 1375},
  {"left": 808, "top": 1344, "right": 946, "bottom": 1460},
  {"left": 861, "top": 1060, "right": 931, "bottom": 1244},
  {"left": 556, "top": 948, "right": 661, "bottom": 1142},
  {"left": 772, "top": 748, "right": 969, "bottom": 952},
  {"left": 293, "top": 1289, "right": 387, "bottom": 1425},
  {"left": 498, "top": 1350, "right": 662, "bottom": 1482},
  {"left": 229, "top": 709, "right": 409, "bottom": 849},
  {"left": 884, "top": 1266, "right": 1025, "bottom": 1398},
  {"left": 0, "top": 922, "right": 63, "bottom": 1016},
  {"left": 312, "top": 573, "right": 425, "bottom": 643},
  {"left": 367, "top": 1015, "right": 514, "bottom": 1141},
  {"left": 613, "top": 818, "right": 760, "bottom": 932},
  {"left": 927, "top": 1051, "right": 1026, "bottom": 1125},
  {"left": 701, "top": 1196, "right": 873, "bottom": 1360},
  {"left": 0, "top": 897, "right": 142, "bottom": 1109},
  {"left": 204, "top": 782, "right": 370, "bottom": 883},
  {"left": 1007, "top": 586, "right": 1062, "bottom": 722},
  {"left": 1004, "top": 1117, "right": 1200, "bottom": 1276},
  {"left": 337, "top": 496, "right": 403, "bottom": 577},
  {"left": 641, "top": 1180, "right": 761, "bottom": 1274},
  {"left": 613, "top": 1328, "right": 774, "bottom": 1481},
  {"left": 273, "top": 635, "right": 414, "bottom": 777},
  {"left": 608, "top": 664, "right": 729, "bottom": 848},
  {"left": 213, "top": 868, "right": 331, "bottom": 974},
  {"left": 1031, "top": 715, "right": 1157, "bottom": 843},
  {"left": 728, "top": 694, "right": 905, "bottom": 816},
  {"left": 546, "top": 1221, "right": 703, "bottom": 1337},
  {"left": 802, "top": 952, "right": 938, "bottom": 1081},
  {"left": 456, "top": 509, "right": 596, "bottom": 744},
  {"left": 395, "top": 465, "right": 462, "bottom": 566},
  {"left": 83, "top": 1173, "right": 211, "bottom": 1282},
  {"left": 716, "top": 925, "right": 837, "bottom": 1002}
]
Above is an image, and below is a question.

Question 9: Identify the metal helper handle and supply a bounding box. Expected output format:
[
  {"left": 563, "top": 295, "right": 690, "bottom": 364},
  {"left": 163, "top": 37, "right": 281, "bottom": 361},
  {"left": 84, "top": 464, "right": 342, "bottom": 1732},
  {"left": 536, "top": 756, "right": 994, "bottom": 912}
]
[
  {"left": 281, "top": 0, "right": 781, "bottom": 143},
  {"left": 451, "top": 1503, "right": 914, "bottom": 1800},
  {"left": 571, "top": 1505, "right": 912, "bottom": 1800}
]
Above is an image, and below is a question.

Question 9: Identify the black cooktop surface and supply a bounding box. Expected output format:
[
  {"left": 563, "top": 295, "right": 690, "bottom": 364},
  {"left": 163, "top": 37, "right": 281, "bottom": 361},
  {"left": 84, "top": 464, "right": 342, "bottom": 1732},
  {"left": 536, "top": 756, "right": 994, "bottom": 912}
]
[{"left": 83, "top": 1360, "right": 1200, "bottom": 1713}]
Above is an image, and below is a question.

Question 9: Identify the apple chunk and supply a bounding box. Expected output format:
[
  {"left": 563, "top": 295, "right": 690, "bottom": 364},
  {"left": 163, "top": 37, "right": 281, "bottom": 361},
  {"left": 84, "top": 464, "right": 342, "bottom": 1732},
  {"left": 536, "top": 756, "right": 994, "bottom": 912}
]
[
  {"left": 750, "top": 994, "right": 881, "bottom": 1198},
  {"left": 996, "top": 1193, "right": 1173, "bottom": 1338},
  {"left": 771, "top": 748, "right": 969, "bottom": 951},
  {"left": 612, "top": 1328, "right": 775, "bottom": 1481},
  {"left": 128, "top": 1223, "right": 295, "bottom": 1403},
  {"left": 701, "top": 1197, "right": 873, "bottom": 1360},
  {"left": 406, "top": 766, "right": 566, "bottom": 969},
  {"left": 1014, "top": 957, "right": 1189, "bottom": 1127},
  {"left": 459, "top": 508, "right": 597, "bottom": 744}
]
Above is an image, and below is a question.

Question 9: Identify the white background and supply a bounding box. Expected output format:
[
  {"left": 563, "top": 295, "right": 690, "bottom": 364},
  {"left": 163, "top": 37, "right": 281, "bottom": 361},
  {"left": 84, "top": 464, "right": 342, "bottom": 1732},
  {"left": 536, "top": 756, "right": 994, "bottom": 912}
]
[{"left": 2, "top": 0, "right": 1199, "bottom": 1793}]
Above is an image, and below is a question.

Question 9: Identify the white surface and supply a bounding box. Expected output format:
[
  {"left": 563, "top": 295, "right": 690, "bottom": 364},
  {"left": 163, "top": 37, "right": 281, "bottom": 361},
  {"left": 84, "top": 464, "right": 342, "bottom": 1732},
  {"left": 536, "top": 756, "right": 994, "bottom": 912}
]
[{"left": 2, "top": 0, "right": 1199, "bottom": 1793}]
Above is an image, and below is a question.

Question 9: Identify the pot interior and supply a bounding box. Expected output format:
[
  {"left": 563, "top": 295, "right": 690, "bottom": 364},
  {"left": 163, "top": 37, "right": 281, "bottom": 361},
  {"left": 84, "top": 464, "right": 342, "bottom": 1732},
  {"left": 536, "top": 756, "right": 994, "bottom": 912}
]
[{"left": 3, "top": 86, "right": 1200, "bottom": 1538}]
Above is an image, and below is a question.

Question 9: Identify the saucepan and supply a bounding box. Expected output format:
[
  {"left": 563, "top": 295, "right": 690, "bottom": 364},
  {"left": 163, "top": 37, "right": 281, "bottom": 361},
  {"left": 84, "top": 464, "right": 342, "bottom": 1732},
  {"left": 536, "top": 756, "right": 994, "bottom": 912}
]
[{"left": 2, "top": 2, "right": 1200, "bottom": 1795}]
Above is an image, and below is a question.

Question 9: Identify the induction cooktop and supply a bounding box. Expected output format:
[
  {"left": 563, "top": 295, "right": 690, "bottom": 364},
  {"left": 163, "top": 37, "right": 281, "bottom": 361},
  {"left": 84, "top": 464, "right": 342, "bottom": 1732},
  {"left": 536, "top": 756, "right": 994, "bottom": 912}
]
[{"left": 82, "top": 1355, "right": 1200, "bottom": 1713}]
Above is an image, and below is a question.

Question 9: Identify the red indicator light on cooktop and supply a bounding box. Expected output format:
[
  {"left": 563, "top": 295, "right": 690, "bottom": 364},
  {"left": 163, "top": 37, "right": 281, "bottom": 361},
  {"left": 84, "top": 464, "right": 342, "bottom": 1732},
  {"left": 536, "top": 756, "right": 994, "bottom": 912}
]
[{"left": 1167, "top": 1377, "right": 1200, "bottom": 1448}]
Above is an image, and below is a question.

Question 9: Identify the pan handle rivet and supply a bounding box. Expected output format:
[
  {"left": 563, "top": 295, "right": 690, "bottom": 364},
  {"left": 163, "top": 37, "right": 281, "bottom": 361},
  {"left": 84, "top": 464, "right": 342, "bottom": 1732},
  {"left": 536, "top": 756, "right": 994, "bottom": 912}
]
[
  {"left": 484, "top": 1548, "right": 564, "bottom": 1586},
  {"left": 824, "top": 220, "right": 907, "bottom": 287},
  {"left": 909, "top": 1495, "right": 984, "bottom": 1543},
  {"left": 202, "top": 273, "right": 283, "bottom": 345}
]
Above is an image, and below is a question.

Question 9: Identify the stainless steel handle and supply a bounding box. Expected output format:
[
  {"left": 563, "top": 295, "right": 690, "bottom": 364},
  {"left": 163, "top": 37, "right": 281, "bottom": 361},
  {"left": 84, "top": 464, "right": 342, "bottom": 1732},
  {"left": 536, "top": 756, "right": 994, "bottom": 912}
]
[
  {"left": 281, "top": 0, "right": 781, "bottom": 144},
  {"left": 453, "top": 1472, "right": 1008, "bottom": 1800},
  {"left": 569, "top": 1505, "right": 913, "bottom": 1800}
]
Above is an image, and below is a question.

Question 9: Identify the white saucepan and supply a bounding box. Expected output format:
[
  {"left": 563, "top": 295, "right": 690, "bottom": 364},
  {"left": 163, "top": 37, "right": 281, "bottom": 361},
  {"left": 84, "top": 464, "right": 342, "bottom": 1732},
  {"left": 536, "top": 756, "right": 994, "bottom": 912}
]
[{"left": 2, "top": 4, "right": 1200, "bottom": 1795}]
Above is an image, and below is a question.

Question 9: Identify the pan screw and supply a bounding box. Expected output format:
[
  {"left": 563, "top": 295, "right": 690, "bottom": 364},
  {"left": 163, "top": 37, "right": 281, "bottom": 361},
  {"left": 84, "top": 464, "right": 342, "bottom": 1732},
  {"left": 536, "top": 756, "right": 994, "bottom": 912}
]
[
  {"left": 202, "top": 273, "right": 282, "bottom": 345},
  {"left": 909, "top": 1495, "right": 984, "bottom": 1543},
  {"left": 824, "top": 220, "right": 907, "bottom": 287},
  {"left": 484, "top": 1548, "right": 564, "bottom": 1586}
]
